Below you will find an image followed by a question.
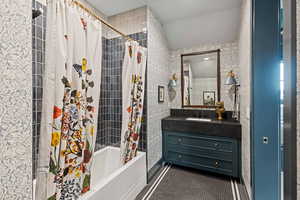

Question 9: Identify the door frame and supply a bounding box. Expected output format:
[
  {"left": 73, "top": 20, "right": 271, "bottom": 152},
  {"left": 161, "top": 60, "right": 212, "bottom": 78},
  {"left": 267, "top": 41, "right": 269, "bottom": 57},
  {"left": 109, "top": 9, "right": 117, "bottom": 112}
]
[{"left": 282, "top": 0, "right": 297, "bottom": 199}]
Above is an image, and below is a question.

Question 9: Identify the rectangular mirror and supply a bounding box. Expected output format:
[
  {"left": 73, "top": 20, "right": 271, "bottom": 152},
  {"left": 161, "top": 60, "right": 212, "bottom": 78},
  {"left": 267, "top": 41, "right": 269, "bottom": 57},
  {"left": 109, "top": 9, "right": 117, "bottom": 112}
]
[{"left": 181, "top": 49, "right": 220, "bottom": 108}]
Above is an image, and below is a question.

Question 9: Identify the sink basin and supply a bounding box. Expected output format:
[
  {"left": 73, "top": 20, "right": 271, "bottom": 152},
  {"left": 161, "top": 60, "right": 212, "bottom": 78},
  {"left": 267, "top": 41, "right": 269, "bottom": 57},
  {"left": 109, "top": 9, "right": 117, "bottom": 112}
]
[{"left": 185, "top": 117, "right": 212, "bottom": 122}]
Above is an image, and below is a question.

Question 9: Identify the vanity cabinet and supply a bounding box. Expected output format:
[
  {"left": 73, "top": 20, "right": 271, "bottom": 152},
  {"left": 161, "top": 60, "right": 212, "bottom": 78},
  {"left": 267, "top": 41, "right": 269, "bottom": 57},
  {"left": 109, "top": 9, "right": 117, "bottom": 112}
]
[{"left": 162, "top": 130, "right": 241, "bottom": 178}]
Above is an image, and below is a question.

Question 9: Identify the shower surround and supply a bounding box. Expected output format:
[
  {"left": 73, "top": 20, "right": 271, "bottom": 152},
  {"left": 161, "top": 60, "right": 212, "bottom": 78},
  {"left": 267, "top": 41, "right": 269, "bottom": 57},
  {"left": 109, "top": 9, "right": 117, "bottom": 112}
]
[
  {"left": 30, "top": 2, "right": 148, "bottom": 199},
  {"left": 96, "top": 32, "right": 147, "bottom": 152},
  {"left": 32, "top": 2, "right": 148, "bottom": 180},
  {"left": 96, "top": 7, "right": 148, "bottom": 152}
]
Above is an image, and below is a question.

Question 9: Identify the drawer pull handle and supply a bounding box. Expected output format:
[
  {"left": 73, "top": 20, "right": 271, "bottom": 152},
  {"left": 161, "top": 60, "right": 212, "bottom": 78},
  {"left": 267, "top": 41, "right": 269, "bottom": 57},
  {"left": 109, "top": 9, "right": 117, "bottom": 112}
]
[
  {"left": 178, "top": 138, "right": 182, "bottom": 142},
  {"left": 214, "top": 143, "right": 219, "bottom": 147},
  {"left": 178, "top": 155, "right": 182, "bottom": 158},
  {"left": 215, "top": 161, "right": 219, "bottom": 168}
]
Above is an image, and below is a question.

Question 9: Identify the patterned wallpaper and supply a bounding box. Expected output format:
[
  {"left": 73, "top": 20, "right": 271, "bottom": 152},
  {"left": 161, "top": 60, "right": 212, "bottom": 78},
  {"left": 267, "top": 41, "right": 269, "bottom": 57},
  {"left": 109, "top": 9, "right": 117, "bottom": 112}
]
[
  {"left": 169, "top": 42, "right": 239, "bottom": 111},
  {"left": 146, "top": 7, "right": 171, "bottom": 170},
  {"left": 0, "top": 0, "right": 32, "bottom": 199}
]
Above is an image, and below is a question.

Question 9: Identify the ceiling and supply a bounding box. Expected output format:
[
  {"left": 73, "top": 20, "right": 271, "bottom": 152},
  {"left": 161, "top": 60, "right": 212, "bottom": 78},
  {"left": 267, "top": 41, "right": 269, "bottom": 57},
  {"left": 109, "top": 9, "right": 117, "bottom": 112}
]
[{"left": 86, "top": 0, "right": 242, "bottom": 50}]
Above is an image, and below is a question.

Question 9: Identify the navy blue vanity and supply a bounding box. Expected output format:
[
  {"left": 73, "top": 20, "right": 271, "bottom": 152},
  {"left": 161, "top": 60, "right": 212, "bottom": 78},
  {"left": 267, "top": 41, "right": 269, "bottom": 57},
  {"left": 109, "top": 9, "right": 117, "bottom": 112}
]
[{"left": 162, "top": 109, "right": 241, "bottom": 178}]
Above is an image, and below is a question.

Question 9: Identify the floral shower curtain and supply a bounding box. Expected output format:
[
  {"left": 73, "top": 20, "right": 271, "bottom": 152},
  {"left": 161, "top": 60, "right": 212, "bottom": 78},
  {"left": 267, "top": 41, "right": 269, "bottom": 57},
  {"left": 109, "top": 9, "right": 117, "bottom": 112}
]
[
  {"left": 36, "top": 0, "right": 102, "bottom": 199},
  {"left": 120, "top": 41, "right": 147, "bottom": 164}
]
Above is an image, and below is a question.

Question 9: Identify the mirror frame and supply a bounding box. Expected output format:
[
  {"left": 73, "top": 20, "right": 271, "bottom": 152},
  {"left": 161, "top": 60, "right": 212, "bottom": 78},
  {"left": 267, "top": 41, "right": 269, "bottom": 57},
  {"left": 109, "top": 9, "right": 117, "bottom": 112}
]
[{"left": 181, "top": 49, "right": 221, "bottom": 108}]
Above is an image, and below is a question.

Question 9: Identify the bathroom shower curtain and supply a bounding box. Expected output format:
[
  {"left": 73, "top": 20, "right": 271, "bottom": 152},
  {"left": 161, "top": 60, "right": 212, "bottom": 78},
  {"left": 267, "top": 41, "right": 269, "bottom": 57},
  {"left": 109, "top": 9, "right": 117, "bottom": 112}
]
[
  {"left": 36, "top": 0, "right": 102, "bottom": 199},
  {"left": 120, "top": 41, "right": 147, "bottom": 164}
]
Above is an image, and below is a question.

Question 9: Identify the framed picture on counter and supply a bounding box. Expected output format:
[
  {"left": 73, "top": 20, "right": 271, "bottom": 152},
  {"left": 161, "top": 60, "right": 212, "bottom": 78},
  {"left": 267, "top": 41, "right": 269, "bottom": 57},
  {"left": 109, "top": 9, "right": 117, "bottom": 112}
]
[{"left": 203, "top": 91, "right": 216, "bottom": 106}]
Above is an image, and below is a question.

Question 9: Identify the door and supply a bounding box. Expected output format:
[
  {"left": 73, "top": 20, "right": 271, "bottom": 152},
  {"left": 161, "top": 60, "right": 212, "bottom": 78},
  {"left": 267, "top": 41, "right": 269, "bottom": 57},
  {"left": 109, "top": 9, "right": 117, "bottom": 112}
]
[{"left": 251, "top": 0, "right": 281, "bottom": 199}]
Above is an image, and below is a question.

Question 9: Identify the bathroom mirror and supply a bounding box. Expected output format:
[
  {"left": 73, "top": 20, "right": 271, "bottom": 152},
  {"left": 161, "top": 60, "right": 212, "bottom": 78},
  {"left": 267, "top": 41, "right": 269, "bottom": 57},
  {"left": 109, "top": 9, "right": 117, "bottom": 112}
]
[{"left": 181, "top": 49, "right": 220, "bottom": 108}]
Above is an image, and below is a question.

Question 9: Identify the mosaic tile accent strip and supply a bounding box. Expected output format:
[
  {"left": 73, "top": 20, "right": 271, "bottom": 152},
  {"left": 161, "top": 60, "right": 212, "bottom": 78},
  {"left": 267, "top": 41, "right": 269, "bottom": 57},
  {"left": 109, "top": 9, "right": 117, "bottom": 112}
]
[{"left": 0, "top": 0, "right": 32, "bottom": 199}]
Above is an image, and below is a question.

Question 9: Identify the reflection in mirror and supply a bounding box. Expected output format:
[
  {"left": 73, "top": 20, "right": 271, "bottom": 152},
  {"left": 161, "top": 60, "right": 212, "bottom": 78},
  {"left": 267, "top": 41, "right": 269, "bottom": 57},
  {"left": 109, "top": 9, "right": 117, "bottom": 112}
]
[{"left": 181, "top": 50, "right": 220, "bottom": 108}]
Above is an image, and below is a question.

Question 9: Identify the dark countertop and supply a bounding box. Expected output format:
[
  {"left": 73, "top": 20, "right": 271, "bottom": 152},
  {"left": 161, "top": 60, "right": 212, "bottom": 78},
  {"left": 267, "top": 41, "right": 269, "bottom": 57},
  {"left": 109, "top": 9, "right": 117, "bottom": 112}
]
[{"left": 162, "top": 116, "right": 242, "bottom": 140}]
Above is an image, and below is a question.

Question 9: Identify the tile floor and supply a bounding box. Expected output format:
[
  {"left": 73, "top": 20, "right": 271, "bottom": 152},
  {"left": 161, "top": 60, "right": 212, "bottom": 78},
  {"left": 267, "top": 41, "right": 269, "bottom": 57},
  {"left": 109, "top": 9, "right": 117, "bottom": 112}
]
[{"left": 136, "top": 165, "right": 250, "bottom": 200}]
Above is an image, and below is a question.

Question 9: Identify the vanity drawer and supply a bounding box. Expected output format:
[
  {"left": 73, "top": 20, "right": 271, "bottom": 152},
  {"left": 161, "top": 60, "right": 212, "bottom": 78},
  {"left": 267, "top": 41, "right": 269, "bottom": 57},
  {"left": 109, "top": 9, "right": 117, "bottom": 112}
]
[
  {"left": 166, "top": 143, "right": 233, "bottom": 161},
  {"left": 166, "top": 132, "right": 235, "bottom": 152},
  {"left": 167, "top": 151, "right": 234, "bottom": 176}
]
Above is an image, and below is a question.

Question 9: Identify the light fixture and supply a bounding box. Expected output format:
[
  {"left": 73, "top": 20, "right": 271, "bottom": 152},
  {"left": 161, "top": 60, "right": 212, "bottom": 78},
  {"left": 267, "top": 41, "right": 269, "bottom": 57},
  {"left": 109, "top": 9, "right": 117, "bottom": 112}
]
[
  {"left": 168, "top": 73, "right": 178, "bottom": 102},
  {"left": 225, "top": 70, "right": 238, "bottom": 85},
  {"left": 204, "top": 57, "right": 210, "bottom": 61},
  {"left": 168, "top": 73, "right": 178, "bottom": 89},
  {"left": 225, "top": 70, "right": 240, "bottom": 120}
]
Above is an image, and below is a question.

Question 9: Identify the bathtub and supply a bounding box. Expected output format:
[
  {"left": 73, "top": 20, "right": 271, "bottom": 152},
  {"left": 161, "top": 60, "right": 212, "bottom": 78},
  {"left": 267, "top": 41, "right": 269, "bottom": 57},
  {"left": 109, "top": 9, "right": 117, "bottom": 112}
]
[
  {"left": 33, "top": 146, "right": 147, "bottom": 200},
  {"left": 81, "top": 146, "right": 147, "bottom": 200}
]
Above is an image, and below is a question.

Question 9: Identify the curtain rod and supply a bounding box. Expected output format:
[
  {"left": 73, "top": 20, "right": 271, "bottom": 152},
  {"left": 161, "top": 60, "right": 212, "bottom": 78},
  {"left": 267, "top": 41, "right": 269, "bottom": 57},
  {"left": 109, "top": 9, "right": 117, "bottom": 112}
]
[{"left": 71, "top": 0, "right": 139, "bottom": 43}]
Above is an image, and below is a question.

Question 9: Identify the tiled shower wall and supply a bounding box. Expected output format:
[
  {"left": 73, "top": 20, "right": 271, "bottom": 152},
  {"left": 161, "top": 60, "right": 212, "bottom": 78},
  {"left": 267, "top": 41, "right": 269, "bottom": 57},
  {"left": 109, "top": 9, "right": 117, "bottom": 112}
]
[
  {"left": 95, "top": 7, "right": 148, "bottom": 152},
  {"left": 32, "top": 0, "right": 46, "bottom": 178},
  {"left": 96, "top": 32, "right": 148, "bottom": 151}
]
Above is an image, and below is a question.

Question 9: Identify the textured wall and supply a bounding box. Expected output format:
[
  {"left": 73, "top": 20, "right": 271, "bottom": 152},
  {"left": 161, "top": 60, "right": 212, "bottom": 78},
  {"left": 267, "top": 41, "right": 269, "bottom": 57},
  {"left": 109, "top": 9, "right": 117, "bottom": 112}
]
[
  {"left": 0, "top": 0, "right": 32, "bottom": 199},
  {"left": 169, "top": 42, "right": 239, "bottom": 110},
  {"left": 107, "top": 7, "right": 147, "bottom": 39},
  {"left": 238, "top": 0, "right": 252, "bottom": 198},
  {"left": 147, "top": 7, "right": 171, "bottom": 170}
]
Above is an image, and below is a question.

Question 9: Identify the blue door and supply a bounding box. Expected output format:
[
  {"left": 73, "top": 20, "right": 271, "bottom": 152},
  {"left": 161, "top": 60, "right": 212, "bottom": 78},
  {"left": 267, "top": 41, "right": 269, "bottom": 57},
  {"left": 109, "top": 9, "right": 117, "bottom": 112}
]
[{"left": 252, "top": 0, "right": 281, "bottom": 199}]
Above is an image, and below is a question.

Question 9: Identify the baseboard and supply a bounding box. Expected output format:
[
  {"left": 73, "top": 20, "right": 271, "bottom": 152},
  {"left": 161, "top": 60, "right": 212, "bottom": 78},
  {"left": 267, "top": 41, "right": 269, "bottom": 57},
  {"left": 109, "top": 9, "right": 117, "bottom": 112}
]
[{"left": 147, "top": 158, "right": 163, "bottom": 183}]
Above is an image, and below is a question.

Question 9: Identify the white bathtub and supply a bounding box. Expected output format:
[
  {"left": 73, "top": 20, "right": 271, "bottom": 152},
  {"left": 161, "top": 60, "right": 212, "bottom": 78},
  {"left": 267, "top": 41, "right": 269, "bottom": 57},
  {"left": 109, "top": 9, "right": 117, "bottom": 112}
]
[
  {"left": 81, "top": 146, "right": 147, "bottom": 200},
  {"left": 33, "top": 146, "right": 147, "bottom": 200}
]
